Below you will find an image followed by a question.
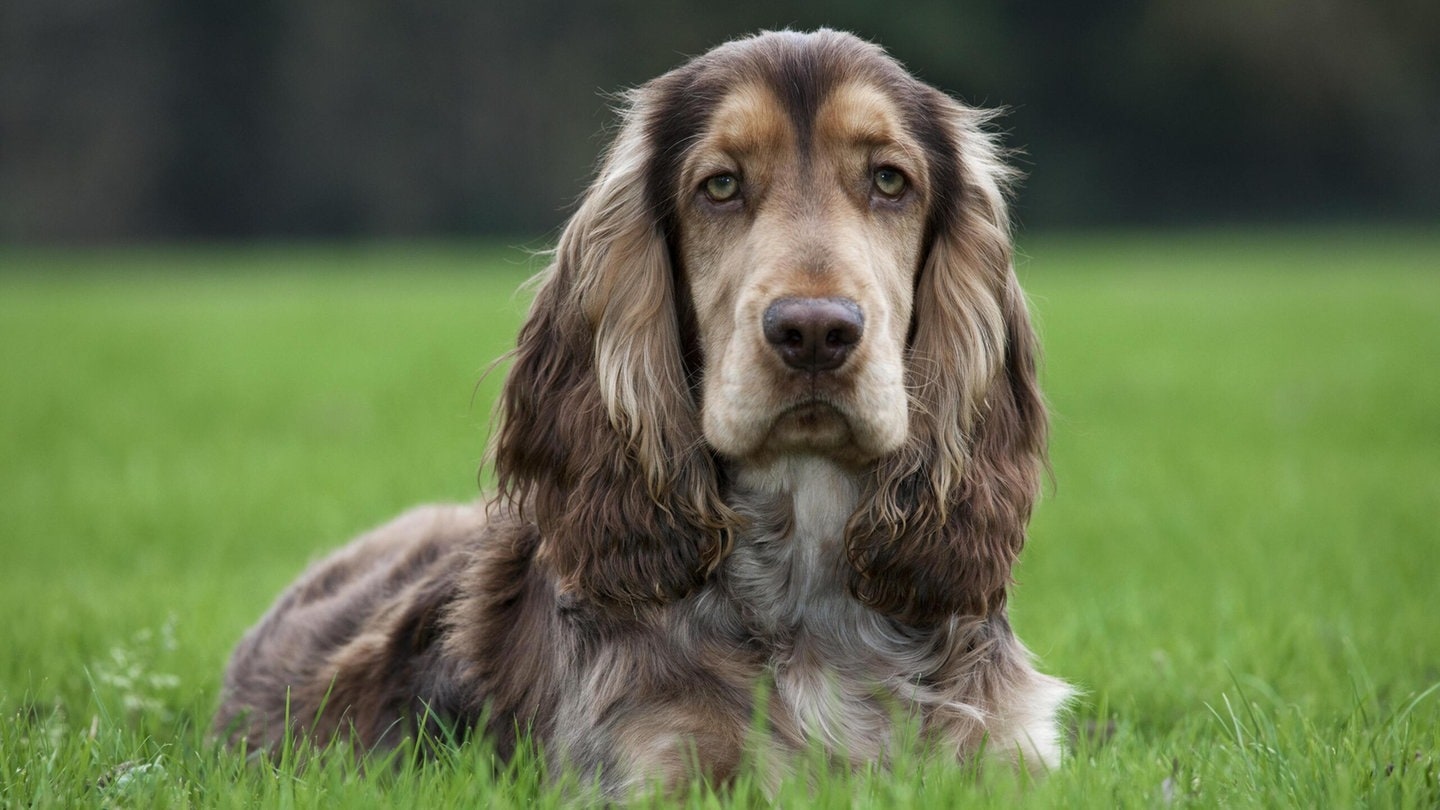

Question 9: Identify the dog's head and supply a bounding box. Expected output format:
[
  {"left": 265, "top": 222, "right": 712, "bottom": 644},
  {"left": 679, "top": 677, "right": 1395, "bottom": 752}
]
[{"left": 495, "top": 30, "right": 1045, "bottom": 624}]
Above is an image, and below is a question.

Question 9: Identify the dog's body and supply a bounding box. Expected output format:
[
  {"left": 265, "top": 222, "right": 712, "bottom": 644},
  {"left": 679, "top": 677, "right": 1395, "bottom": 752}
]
[{"left": 215, "top": 30, "right": 1070, "bottom": 795}]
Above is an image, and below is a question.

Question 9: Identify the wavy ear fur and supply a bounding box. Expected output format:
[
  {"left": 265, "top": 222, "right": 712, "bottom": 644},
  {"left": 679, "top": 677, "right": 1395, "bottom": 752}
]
[
  {"left": 846, "top": 97, "right": 1046, "bottom": 626},
  {"left": 493, "top": 87, "right": 732, "bottom": 609}
]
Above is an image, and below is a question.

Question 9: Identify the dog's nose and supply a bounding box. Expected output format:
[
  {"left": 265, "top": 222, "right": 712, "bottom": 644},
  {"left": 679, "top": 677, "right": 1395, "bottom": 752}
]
[{"left": 762, "top": 297, "right": 865, "bottom": 372}]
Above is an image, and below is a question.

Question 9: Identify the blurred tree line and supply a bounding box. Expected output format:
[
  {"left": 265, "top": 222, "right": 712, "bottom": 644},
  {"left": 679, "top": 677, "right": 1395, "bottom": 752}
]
[{"left": 2, "top": 0, "right": 1436, "bottom": 242}]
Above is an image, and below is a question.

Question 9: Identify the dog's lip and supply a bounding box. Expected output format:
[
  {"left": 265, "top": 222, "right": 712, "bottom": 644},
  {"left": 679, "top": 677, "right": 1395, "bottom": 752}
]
[
  {"left": 757, "top": 398, "right": 889, "bottom": 467},
  {"left": 770, "top": 398, "right": 855, "bottom": 436},
  {"left": 776, "top": 397, "right": 845, "bottom": 420}
]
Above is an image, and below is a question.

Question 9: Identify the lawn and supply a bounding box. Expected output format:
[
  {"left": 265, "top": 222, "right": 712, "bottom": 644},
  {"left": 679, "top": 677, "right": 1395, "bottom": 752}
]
[{"left": 1, "top": 231, "right": 1437, "bottom": 807}]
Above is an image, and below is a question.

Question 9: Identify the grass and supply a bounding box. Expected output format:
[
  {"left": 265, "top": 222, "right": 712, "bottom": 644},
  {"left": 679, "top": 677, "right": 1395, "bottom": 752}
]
[{"left": 1, "top": 229, "right": 1437, "bottom": 806}]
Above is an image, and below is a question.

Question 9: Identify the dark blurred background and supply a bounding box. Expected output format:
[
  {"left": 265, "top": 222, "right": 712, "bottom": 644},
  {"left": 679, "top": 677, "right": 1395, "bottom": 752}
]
[{"left": 3, "top": 0, "right": 1437, "bottom": 242}]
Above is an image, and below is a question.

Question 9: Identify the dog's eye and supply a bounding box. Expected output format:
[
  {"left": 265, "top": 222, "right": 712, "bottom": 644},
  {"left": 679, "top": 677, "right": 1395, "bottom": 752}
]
[
  {"left": 872, "top": 167, "right": 907, "bottom": 198},
  {"left": 703, "top": 174, "right": 741, "bottom": 202}
]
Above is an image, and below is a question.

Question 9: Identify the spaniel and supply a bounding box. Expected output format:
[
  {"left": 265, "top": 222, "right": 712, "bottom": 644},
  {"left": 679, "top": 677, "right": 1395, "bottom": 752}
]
[{"left": 214, "top": 29, "right": 1071, "bottom": 796}]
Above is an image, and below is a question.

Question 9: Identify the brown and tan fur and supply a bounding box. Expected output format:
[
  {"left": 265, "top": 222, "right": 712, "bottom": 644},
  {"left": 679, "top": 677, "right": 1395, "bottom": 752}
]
[{"left": 214, "top": 29, "right": 1071, "bottom": 797}]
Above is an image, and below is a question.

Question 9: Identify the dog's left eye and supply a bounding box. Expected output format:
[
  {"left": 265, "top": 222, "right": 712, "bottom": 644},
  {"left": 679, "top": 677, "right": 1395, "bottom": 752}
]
[
  {"left": 703, "top": 174, "right": 741, "bottom": 202},
  {"left": 872, "top": 167, "right": 907, "bottom": 198}
]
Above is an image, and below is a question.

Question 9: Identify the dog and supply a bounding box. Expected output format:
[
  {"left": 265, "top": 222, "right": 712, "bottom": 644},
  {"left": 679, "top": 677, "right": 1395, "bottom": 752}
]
[{"left": 214, "top": 28, "right": 1071, "bottom": 796}]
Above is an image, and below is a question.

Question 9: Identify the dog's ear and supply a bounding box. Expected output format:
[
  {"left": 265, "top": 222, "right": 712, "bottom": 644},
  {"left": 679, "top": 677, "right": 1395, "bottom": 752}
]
[
  {"left": 492, "top": 85, "right": 733, "bottom": 609},
  {"left": 846, "top": 96, "right": 1046, "bottom": 626}
]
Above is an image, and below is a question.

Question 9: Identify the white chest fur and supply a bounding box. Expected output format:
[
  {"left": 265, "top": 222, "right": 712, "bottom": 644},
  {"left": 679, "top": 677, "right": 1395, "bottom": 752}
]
[{"left": 726, "top": 458, "right": 940, "bottom": 760}]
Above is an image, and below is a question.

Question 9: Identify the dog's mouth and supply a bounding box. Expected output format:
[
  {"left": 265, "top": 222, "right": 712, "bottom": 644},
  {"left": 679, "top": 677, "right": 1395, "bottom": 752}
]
[
  {"left": 756, "top": 399, "right": 867, "bottom": 460},
  {"left": 779, "top": 400, "right": 846, "bottom": 428},
  {"left": 702, "top": 338, "right": 910, "bottom": 465}
]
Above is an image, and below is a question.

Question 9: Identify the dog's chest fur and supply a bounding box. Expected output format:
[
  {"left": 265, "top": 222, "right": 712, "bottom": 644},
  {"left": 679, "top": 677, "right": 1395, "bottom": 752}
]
[{"left": 719, "top": 459, "right": 939, "bottom": 759}]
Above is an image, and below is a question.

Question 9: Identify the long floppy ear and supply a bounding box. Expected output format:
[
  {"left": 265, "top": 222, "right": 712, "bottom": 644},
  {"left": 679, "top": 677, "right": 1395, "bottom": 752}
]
[
  {"left": 846, "top": 96, "right": 1046, "bottom": 627},
  {"left": 492, "top": 86, "right": 733, "bottom": 609}
]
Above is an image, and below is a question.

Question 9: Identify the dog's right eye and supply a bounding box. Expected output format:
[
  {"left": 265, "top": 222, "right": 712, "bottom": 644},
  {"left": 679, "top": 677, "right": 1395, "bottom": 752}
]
[{"left": 702, "top": 174, "right": 741, "bottom": 203}]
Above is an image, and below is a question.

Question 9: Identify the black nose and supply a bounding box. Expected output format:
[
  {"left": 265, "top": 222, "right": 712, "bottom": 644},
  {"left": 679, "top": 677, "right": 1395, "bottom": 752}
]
[{"left": 762, "top": 297, "right": 865, "bottom": 372}]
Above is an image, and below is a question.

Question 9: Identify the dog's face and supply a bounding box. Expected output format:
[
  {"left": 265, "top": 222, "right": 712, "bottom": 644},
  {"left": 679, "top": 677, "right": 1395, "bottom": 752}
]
[
  {"left": 676, "top": 79, "right": 931, "bottom": 466},
  {"left": 498, "top": 30, "right": 1043, "bottom": 617}
]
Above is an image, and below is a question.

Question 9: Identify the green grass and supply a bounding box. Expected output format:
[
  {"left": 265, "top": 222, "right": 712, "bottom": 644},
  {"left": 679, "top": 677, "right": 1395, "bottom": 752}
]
[{"left": 2, "top": 230, "right": 1437, "bottom": 807}]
